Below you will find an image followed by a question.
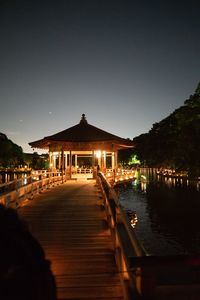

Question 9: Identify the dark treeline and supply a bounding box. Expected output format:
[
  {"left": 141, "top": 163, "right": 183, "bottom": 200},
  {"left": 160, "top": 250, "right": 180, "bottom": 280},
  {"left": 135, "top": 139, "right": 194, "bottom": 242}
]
[
  {"left": 0, "top": 133, "right": 48, "bottom": 169},
  {"left": 132, "top": 82, "right": 200, "bottom": 178},
  {"left": 0, "top": 133, "right": 24, "bottom": 168}
]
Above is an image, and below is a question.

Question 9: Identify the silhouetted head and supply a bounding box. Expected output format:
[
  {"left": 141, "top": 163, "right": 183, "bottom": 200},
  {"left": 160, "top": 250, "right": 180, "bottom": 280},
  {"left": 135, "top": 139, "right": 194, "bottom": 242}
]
[{"left": 0, "top": 204, "right": 56, "bottom": 300}]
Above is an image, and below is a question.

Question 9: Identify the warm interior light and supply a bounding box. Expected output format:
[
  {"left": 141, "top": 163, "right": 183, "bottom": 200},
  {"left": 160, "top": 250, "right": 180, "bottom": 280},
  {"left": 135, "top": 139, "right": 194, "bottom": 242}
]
[{"left": 95, "top": 151, "right": 101, "bottom": 158}]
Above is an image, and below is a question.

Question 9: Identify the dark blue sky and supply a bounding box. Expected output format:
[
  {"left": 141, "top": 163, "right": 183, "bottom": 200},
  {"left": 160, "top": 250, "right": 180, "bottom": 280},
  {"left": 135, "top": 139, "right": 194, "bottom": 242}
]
[{"left": 0, "top": 0, "right": 199, "bottom": 153}]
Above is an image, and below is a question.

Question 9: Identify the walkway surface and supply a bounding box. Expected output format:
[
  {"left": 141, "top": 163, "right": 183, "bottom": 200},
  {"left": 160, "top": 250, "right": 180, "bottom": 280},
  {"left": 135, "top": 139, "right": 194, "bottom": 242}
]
[{"left": 19, "top": 180, "right": 124, "bottom": 300}]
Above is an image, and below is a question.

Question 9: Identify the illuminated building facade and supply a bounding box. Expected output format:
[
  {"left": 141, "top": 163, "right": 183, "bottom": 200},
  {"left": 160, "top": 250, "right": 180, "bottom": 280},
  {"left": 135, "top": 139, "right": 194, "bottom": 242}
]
[{"left": 29, "top": 114, "right": 133, "bottom": 179}]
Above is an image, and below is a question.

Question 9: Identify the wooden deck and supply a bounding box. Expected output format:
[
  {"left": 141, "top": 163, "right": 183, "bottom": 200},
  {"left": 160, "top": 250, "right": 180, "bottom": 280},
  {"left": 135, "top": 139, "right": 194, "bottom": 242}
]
[{"left": 18, "top": 180, "right": 124, "bottom": 300}]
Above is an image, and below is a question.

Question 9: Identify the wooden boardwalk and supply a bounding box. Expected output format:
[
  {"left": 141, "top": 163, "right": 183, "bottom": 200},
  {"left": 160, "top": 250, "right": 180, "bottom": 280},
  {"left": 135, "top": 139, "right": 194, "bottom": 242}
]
[{"left": 19, "top": 180, "right": 124, "bottom": 300}]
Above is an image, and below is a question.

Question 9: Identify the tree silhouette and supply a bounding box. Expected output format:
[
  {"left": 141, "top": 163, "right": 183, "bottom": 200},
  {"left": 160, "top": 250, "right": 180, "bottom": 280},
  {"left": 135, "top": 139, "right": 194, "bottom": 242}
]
[
  {"left": 133, "top": 82, "right": 200, "bottom": 177},
  {"left": 0, "top": 134, "right": 24, "bottom": 168}
]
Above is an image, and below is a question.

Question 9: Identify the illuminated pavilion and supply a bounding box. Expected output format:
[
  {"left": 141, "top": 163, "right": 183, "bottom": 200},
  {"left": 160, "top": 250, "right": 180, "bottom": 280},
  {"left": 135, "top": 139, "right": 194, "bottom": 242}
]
[{"left": 29, "top": 114, "right": 134, "bottom": 179}]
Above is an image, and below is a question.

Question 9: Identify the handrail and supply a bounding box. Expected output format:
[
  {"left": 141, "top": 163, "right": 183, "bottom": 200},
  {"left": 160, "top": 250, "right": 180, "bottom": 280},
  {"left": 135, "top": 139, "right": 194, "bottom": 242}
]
[
  {"left": 72, "top": 168, "right": 93, "bottom": 174},
  {"left": 105, "top": 168, "right": 136, "bottom": 186},
  {"left": 98, "top": 172, "right": 146, "bottom": 253},
  {"left": 97, "top": 172, "right": 146, "bottom": 299},
  {"left": 0, "top": 171, "right": 62, "bottom": 195},
  {"left": 0, "top": 171, "right": 65, "bottom": 208},
  {"left": 97, "top": 172, "right": 200, "bottom": 299}
]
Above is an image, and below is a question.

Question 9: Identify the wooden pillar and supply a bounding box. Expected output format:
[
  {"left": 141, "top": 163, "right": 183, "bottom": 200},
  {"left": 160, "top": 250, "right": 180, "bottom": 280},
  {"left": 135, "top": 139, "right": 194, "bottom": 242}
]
[
  {"left": 65, "top": 152, "right": 68, "bottom": 169},
  {"left": 49, "top": 151, "right": 52, "bottom": 170},
  {"left": 69, "top": 151, "right": 72, "bottom": 179},
  {"left": 115, "top": 151, "right": 118, "bottom": 170},
  {"left": 52, "top": 153, "right": 56, "bottom": 170},
  {"left": 75, "top": 154, "right": 77, "bottom": 169},
  {"left": 100, "top": 152, "right": 102, "bottom": 171},
  {"left": 112, "top": 152, "right": 115, "bottom": 170},
  {"left": 58, "top": 151, "right": 61, "bottom": 169},
  {"left": 61, "top": 149, "right": 64, "bottom": 182},
  {"left": 100, "top": 152, "right": 103, "bottom": 170},
  {"left": 97, "top": 151, "right": 101, "bottom": 170},
  {"left": 103, "top": 151, "right": 106, "bottom": 173},
  {"left": 92, "top": 150, "right": 95, "bottom": 178}
]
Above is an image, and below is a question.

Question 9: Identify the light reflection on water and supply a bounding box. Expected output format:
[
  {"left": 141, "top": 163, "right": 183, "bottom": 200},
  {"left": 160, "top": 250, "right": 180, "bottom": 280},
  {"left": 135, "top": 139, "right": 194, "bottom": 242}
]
[
  {"left": 0, "top": 172, "right": 19, "bottom": 184},
  {"left": 0, "top": 173, "right": 31, "bottom": 194},
  {"left": 118, "top": 169, "right": 200, "bottom": 256}
]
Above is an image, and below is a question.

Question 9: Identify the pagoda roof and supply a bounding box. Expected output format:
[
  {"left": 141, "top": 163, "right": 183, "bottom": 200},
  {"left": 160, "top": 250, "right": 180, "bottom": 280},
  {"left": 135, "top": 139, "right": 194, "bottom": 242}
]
[{"left": 29, "top": 114, "right": 134, "bottom": 150}]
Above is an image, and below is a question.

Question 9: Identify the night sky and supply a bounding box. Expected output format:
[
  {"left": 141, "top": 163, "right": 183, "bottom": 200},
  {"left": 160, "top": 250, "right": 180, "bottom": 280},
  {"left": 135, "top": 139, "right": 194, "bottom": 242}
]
[{"left": 0, "top": 0, "right": 199, "bottom": 153}]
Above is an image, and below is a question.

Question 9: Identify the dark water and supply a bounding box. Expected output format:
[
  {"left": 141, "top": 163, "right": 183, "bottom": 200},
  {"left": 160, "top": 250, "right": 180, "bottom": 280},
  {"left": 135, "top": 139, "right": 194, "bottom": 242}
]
[
  {"left": 0, "top": 172, "right": 31, "bottom": 195},
  {"left": 118, "top": 168, "right": 200, "bottom": 256},
  {"left": 0, "top": 172, "right": 18, "bottom": 184},
  {"left": 0, "top": 172, "right": 31, "bottom": 184}
]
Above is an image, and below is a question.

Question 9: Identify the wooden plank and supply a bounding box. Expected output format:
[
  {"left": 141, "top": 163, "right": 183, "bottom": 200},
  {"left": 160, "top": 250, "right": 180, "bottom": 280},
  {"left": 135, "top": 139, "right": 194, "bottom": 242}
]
[
  {"left": 55, "top": 274, "right": 122, "bottom": 287},
  {"left": 19, "top": 180, "right": 124, "bottom": 300},
  {"left": 57, "top": 286, "right": 124, "bottom": 299}
]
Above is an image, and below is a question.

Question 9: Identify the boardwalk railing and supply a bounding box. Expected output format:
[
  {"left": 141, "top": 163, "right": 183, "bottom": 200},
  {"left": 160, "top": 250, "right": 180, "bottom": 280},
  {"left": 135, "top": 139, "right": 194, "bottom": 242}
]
[
  {"left": 105, "top": 169, "right": 136, "bottom": 186},
  {"left": 97, "top": 172, "right": 200, "bottom": 300},
  {"left": 97, "top": 172, "right": 146, "bottom": 299},
  {"left": 0, "top": 171, "right": 64, "bottom": 208},
  {"left": 71, "top": 168, "right": 93, "bottom": 179}
]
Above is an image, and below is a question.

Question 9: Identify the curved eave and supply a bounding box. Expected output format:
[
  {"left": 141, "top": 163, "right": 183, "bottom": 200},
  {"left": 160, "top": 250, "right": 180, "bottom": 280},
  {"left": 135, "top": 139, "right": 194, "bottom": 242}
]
[
  {"left": 118, "top": 143, "right": 134, "bottom": 149},
  {"left": 29, "top": 138, "right": 50, "bottom": 149},
  {"left": 29, "top": 138, "right": 134, "bottom": 150}
]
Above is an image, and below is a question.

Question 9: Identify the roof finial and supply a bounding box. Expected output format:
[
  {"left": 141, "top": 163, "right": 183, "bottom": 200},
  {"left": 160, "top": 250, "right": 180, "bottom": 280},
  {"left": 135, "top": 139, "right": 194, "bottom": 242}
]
[{"left": 80, "top": 113, "right": 88, "bottom": 124}]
